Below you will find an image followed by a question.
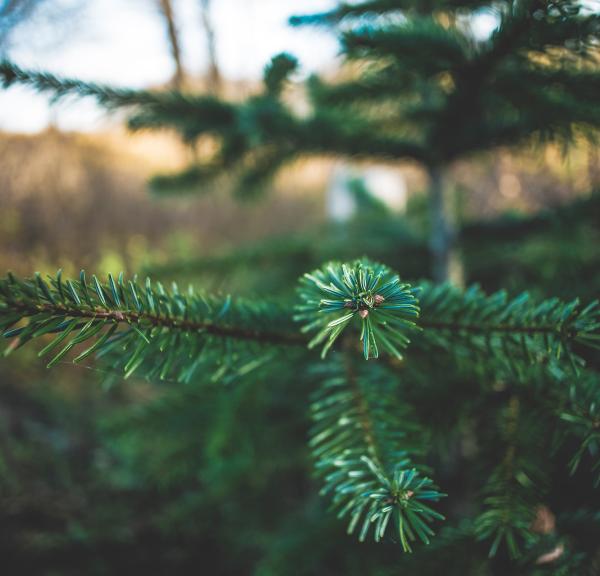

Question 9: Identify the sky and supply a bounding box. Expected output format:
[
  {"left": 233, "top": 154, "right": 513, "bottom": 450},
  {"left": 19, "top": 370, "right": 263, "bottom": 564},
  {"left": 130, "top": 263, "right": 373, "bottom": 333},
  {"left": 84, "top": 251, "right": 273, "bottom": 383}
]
[{"left": 0, "top": 0, "right": 341, "bottom": 132}]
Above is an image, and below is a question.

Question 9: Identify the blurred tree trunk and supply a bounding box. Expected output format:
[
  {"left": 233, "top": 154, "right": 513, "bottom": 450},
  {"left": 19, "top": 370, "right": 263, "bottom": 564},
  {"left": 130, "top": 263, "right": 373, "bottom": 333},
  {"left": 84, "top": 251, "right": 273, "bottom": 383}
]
[
  {"left": 427, "top": 165, "right": 456, "bottom": 284},
  {"left": 158, "top": 0, "right": 185, "bottom": 89},
  {"left": 199, "top": 0, "right": 221, "bottom": 94}
]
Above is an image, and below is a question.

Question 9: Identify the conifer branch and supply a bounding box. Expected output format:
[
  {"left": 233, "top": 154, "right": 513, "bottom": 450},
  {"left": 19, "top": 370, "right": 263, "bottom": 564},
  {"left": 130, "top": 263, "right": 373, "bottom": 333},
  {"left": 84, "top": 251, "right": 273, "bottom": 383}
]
[
  {"left": 559, "top": 372, "right": 600, "bottom": 486},
  {"left": 0, "top": 60, "right": 235, "bottom": 136},
  {"left": 2, "top": 262, "right": 598, "bottom": 382},
  {"left": 310, "top": 358, "right": 444, "bottom": 549},
  {"left": 0, "top": 59, "right": 427, "bottom": 171},
  {"left": 0, "top": 271, "right": 303, "bottom": 382},
  {"left": 474, "top": 395, "right": 543, "bottom": 559},
  {"left": 290, "top": 0, "right": 405, "bottom": 25},
  {"left": 6, "top": 298, "right": 303, "bottom": 346},
  {"left": 297, "top": 260, "right": 599, "bottom": 367},
  {"left": 416, "top": 282, "right": 600, "bottom": 369},
  {"left": 296, "top": 260, "right": 420, "bottom": 360},
  {"left": 342, "top": 19, "right": 469, "bottom": 73}
]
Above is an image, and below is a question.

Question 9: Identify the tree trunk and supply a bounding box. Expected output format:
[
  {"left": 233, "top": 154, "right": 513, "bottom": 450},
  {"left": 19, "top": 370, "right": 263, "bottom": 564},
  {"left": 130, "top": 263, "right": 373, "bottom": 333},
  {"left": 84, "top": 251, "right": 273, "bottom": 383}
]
[
  {"left": 427, "top": 165, "right": 455, "bottom": 284},
  {"left": 158, "top": 0, "right": 185, "bottom": 89},
  {"left": 199, "top": 0, "right": 221, "bottom": 94}
]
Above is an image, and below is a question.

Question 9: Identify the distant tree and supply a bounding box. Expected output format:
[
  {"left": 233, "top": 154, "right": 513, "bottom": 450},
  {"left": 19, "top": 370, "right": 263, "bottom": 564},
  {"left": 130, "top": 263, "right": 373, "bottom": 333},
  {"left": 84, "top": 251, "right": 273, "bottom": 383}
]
[
  {"left": 199, "top": 0, "right": 221, "bottom": 93},
  {"left": 1, "top": 1, "right": 599, "bottom": 280},
  {"left": 156, "top": 0, "right": 222, "bottom": 91},
  {"left": 157, "top": 0, "right": 186, "bottom": 89}
]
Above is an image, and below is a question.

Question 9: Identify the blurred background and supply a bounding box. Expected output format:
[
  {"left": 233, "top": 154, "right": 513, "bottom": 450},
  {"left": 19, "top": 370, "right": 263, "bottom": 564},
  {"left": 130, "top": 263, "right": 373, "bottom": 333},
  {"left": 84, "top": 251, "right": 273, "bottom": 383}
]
[{"left": 0, "top": 1, "right": 598, "bottom": 574}]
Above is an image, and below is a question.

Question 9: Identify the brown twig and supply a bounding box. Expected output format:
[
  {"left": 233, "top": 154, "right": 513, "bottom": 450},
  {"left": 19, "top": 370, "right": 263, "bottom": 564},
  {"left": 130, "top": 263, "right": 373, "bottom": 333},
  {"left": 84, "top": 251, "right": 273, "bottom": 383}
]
[{"left": 7, "top": 300, "right": 307, "bottom": 347}]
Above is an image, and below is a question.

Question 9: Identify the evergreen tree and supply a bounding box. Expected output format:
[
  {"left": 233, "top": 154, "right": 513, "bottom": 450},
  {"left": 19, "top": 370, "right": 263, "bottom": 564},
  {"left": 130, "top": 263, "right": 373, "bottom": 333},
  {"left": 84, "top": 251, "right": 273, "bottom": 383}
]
[
  {"left": 2, "top": 0, "right": 598, "bottom": 280},
  {"left": 1, "top": 260, "right": 599, "bottom": 573},
  {"left": 1, "top": 2, "right": 599, "bottom": 574}
]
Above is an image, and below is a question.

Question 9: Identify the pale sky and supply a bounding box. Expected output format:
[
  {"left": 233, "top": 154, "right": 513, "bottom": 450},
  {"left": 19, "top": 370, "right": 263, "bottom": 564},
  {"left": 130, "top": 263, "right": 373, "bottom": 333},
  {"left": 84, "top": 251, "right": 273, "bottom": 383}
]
[
  {"left": 0, "top": 0, "right": 341, "bottom": 132},
  {"left": 1, "top": 1, "right": 597, "bottom": 133}
]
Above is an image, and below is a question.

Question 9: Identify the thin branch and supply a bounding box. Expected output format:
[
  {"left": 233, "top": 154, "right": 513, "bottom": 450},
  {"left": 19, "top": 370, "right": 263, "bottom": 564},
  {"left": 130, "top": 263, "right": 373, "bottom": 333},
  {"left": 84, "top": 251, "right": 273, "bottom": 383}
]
[
  {"left": 343, "top": 343, "right": 383, "bottom": 465},
  {"left": 6, "top": 299, "right": 306, "bottom": 347},
  {"left": 419, "top": 320, "right": 558, "bottom": 335}
]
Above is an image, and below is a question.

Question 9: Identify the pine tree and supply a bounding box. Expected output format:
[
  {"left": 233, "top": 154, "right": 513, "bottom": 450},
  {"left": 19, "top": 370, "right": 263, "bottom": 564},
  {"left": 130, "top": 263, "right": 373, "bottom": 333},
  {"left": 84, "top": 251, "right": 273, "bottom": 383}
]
[
  {"left": 1, "top": 260, "right": 599, "bottom": 572},
  {"left": 2, "top": 0, "right": 598, "bottom": 280}
]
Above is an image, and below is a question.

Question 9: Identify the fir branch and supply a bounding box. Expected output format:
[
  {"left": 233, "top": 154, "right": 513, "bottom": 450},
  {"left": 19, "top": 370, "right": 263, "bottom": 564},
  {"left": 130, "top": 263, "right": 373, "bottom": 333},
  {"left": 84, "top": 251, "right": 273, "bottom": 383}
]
[
  {"left": 295, "top": 259, "right": 599, "bottom": 367},
  {"left": 474, "top": 395, "right": 543, "bottom": 559},
  {"left": 290, "top": 0, "right": 408, "bottom": 25},
  {"left": 3, "top": 263, "right": 598, "bottom": 378},
  {"left": 0, "top": 60, "right": 235, "bottom": 137},
  {"left": 342, "top": 19, "right": 470, "bottom": 73},
  {"left": 302, "top": 109, "right": 426, "bottom": 161},
  {"left": 559, "top": 372, "right": 600, "bottom": 486},
  {"left": 296, "top": 260, "right": 420, "bottom": 360},
  {"left": 310, "top": 357, "right": 444, "bottom": 549},
  {"left": 148, "top": 164, "right": 223, "bottom": 196},
  {"left": 0, "top": 60, "right": 427, "bottom": 166},
  {"left": 0, "top": 271, "right": 303, "bottom": 382},
  {"left": 264, "top": 52, "right": 299, "bottom": 96},
  {"left": 5, "top": 298, "right": 301, "bottom": 346},
  {"left": 234, "top": 149, "right": 293, "bottom": 199},
  {"left": 416, "top": 282, "right": 600, "bottom": 370}
]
